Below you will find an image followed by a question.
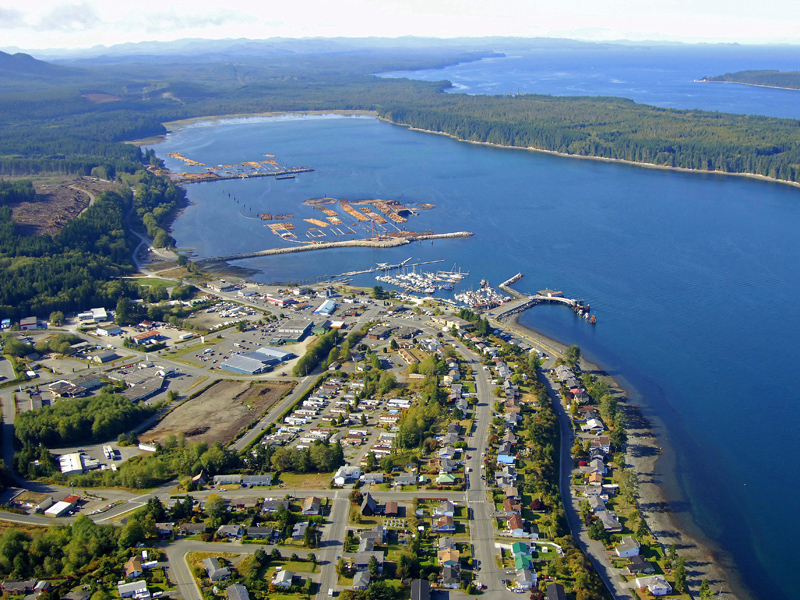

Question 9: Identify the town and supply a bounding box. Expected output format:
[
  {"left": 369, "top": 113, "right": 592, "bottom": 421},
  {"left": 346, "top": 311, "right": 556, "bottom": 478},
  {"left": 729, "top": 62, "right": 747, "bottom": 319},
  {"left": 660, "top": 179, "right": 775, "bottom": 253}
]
[{"left": 0, "top": 261, "right": 695, "bottom": 600}]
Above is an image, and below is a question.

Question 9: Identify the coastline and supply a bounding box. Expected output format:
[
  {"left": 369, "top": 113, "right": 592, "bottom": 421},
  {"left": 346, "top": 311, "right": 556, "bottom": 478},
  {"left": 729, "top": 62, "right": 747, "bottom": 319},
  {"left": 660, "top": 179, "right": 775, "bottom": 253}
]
[
  {"left": 126, "top": 110, "right": 379, "bottom": 146},
  {"left": 696, "top": 79, "right": 800, "bottom": 93},
  {"left": 499, "top": 310, "right": 749, "bottom": 600},
  {"left": 386, "top": 119, "right": 800, "bottom": 191},
  {"left": 134, "top": 110, "right": 800, "bottom": 191}
]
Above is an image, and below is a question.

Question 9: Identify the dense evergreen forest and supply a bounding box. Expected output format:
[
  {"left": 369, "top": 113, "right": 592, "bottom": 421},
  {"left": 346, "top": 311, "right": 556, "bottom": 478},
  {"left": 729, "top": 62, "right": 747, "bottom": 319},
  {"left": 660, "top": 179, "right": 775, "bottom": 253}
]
[
  {"left": 703, "top": 69, "right": 800, "bottom": 90},
  {"left": 3, "top": 44, "right": 800, "bottom": 319}
]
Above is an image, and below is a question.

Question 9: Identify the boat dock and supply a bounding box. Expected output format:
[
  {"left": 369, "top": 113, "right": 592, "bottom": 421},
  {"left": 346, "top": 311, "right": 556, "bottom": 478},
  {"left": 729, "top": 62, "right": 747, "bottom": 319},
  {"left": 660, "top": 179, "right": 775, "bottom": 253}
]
[{"left": 490, "top": 288, "right": 594, "bottom": 322}]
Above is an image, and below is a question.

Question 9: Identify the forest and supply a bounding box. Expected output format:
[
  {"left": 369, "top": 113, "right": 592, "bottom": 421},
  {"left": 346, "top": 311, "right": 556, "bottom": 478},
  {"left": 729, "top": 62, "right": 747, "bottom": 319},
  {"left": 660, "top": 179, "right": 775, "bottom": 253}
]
[
  {"left": 703, "top": 69, "right": 800, "bottom": 90},
  {"left": 3, "top": 46, "right": 800, "bottom": 322},
  {"left": 14, "top": 389, "right": 158, "bottom": 447}
]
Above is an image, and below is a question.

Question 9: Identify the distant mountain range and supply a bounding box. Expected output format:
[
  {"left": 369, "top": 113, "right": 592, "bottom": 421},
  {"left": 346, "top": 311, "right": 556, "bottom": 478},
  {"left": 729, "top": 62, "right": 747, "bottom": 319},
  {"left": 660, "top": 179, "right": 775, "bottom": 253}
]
[{"left": 0, "top": 50, "right": 82, "bottom": 78}]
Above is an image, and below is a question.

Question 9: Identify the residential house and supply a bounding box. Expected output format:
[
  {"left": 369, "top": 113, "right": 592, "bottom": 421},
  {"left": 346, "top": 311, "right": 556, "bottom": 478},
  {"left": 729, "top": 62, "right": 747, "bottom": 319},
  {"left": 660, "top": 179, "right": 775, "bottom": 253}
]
[
  {"left": 216, "top": 524, "right": 244, "bottom": 538},
  {"left": 437, "top": 549, "right": 460, "bottom": 567},
  {"left": 292, "top": 522, "right": 310, "bottom": 540},
  {"left": 627, "top": 556, "right": 655, "bottom": 575},
  {"left": 226, "top": 584, "right": 250, "bottom": 600},
  {"left": 437, "top": 472, "right": 456, "bottom": 485},
  {"left": 362, "top": 472, "right": 384, "bottom": 485},
  {"left": 2, "top": 580, "right": 37, "bottom": 595},
  {"left": 545, "top": 583, "right": 567, "bottom": 600},
  {"left": 634, "top": 576, "right": 672, "bottom": 596},
  {"left": 597, "top": 511, "right": 623, "bottom": 533},
  {"left": 614, "top": 536, "right": 641, "bottom": 559},
  {"left": 262, "top": 498, "right": 290, "bottom": 513},
  {"left": 334, "top": 465, "right": 361, "bottom": 486},
  {"left": 353, "top": 571, "right": 370, "bottom": 590},
  {"left": 511, "top": 542, "right": 530, "bottom": 556},
  {"left": 515, "top": 569, "right": 536, "bottom": 590},
  {"left": 384, "top": 501, "right": 398, "bottom": 517},
  {"left": 502, "top": 485, "right": 520, "bottom": 500},
  {"left": 202, "top": 557, "right": 231, "bottom": 581},
  {"left": 411, "top": 579, "right": 430, "bottom": 600},
  {"left": 302, "top": 496, "right": 322, "bottom": 515},
  {"left": 438, "top": 446, "right": 456, "bottom": 460},
  {"left": 359, "top": 524, "right": 387, "bottom": 544},
  {"left": 179, "top": 522, "right": 206, "bottom": 536},
  {"left": 441, "top": 565, "right": 461, "bottom": 588},
  {"left": 507, "top": 514, "right": 525, "bottom": 537},
  {"left": 246, "top": 526, "right": 274, "bottom": 540},
  {"left": 433, "top": 516, "right": 456, "bottom": 533},
  {"left": 117, "top": 581, "right": 149, "bottom": 600},
  {"left": 272, "top": 570, "right": 294, "bottom": 588},
  {"left": 503, "top": 498, "right": 521, "bottom": 516},
  {"left": 438, "top": 536, "right": 455, "bottom": 550},
  {"left": 514, "top": 554, "right": 532, "bottom": 570},
  {"left": 438, "top": 458, "right": 457, "bottom": 473},
  {"left": 125, "top": 556, "right": 143, "bottom": 578},
  {"left": 434, "top": 501, "right": 455, "bottom": 517},
  {"left": 394, "top": 473, "right": 416, "bottom": 486},
  {"left": 588, "top": 472, "right": 604, "bottom": 486},
  {"left": 353, "top": 552, "right": 384, "bottom": 573},
  {"left": 587, "top": 496, "right": 606, "bottom": 513},
  {"left": 358, "top": 538, "right": 375, "bottom": 553}
]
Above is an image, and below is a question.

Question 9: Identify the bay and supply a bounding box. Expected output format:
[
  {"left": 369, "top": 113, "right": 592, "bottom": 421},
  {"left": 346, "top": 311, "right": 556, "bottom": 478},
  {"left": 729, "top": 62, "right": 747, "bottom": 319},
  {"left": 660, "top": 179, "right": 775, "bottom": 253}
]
[
  {"left": 157, "top": 59, "right": 800, "bottom": 598},
  {"left": 381, "top": 42, "right": 800, "bottom": 119}
]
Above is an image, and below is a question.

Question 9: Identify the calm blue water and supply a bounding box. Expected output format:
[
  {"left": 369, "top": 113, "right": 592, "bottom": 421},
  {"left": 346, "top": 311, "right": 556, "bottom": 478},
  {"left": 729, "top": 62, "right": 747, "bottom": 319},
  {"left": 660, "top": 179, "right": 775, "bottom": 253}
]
[
  {"left": 381, "top": 42, "right": 800, "bottom": 119},
  {"left": 155, "top": 45, "right": 800, "bottom": 600}
]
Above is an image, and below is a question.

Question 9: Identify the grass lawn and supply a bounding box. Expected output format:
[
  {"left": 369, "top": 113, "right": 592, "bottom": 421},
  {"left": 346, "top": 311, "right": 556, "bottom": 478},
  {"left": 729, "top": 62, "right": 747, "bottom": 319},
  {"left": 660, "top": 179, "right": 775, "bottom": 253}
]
[
  {"left": 163, "top": 339, "right": 220, "bottom": 359},
  {"left": 278, "top": 472, "right": 332, "bottom": 489},
  {"left": 132, "top": 277, "right": 173, "bottom": 288}
]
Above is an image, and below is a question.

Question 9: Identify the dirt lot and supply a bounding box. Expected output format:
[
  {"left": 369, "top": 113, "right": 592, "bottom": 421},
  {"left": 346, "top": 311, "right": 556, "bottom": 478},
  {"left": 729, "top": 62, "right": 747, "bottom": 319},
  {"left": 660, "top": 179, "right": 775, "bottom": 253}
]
[
  {"left": 11, "top": 176, "right": 120, "bottom": 237},
  {"left": 145, "top": 379, "right": 293, "bottom": 446}
]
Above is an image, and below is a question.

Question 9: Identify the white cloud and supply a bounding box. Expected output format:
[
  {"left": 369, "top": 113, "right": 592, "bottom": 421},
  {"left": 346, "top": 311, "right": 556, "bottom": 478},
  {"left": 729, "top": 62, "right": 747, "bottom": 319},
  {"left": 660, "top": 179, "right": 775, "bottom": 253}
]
[{"left": 3, "top": 0, "right": 800, "bottom": 50}]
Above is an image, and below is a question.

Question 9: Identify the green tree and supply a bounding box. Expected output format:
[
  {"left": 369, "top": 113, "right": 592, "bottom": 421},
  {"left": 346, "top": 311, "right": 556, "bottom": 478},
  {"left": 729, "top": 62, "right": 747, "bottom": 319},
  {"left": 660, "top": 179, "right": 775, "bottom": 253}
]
[
  {"left": 368, "top": 554, "right": 380, "bottom": 577},
  {"left": 699, "top": 579, "right": 711, "bottom": 600},
  {"left": 115, "top": 297, "right": 132, "bottom": 326},
  {"left": 564, "top": 345, "right": 581, "bottom": 368},
  {"left": 49, "top": 311, "right": 64, "bottom": 325},
  {"left": 674, "top": 557, "right": 687, "bottom": 592},
  {"left": 204, "top": 494, "right": 226, "bottom": 519}
]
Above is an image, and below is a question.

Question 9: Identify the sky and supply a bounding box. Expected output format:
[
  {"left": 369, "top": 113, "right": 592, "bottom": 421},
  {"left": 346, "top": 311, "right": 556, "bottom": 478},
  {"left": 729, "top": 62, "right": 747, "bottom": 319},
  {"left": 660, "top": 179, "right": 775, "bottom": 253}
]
[{"left": 2, "top": 0, "right": 800, "bottom": 51}]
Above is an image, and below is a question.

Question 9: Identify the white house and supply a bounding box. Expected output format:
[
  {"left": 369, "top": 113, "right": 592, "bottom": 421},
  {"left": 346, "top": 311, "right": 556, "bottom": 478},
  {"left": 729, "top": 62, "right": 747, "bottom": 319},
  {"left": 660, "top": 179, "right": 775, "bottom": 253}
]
[
  {"left": 634, "top": 576, "right": 672, "bottom": 596},
  {"left": 272, "top": 570, "right": 294, "bottom": 588},
  {"left": 614, "top": 536, "right": 641, "bottom": 559}
]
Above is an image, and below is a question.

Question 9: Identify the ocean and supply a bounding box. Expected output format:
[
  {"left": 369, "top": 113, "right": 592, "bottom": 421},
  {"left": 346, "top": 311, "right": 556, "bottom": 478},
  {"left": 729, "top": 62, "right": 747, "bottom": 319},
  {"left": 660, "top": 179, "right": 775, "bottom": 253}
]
[{"left": 155, "top": 42, "right": 800, "bottom": 600}]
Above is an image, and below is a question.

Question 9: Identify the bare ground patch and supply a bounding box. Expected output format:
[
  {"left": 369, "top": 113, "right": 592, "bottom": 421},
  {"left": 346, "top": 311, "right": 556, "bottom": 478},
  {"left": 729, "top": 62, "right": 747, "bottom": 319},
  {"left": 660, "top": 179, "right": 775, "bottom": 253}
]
[
  {"left": 10, "top": 176, "right": 120, "bottom": 237},
  {"left": 145, "top": 379, "right": 293, "bottom": 446}
]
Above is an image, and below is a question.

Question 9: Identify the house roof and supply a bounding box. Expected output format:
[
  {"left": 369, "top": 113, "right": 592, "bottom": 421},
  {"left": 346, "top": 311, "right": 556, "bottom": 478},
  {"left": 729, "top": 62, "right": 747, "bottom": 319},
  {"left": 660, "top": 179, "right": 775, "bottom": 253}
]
[
  {"left": 437, "top": 549, "right": 460, "bottom": 564},
  {"left": 353, "top": 571, "right": 371, "bottom": 588},
  {"left": 226, "top": 584, "right": 250, "bottom": 600},
  {"left": 361, "top": 492, "right": 378, "bottom": 513},
  {"left": 507, "top": 514, "right": 524, "bottom": 530},
  {"left": 411, "top": 580, "right": 430, "bottom": 600}
]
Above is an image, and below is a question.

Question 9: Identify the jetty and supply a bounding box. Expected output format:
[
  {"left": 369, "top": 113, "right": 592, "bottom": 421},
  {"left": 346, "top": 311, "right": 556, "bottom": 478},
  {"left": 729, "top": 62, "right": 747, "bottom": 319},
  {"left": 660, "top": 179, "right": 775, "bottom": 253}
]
[
  {"left": 490, "top": 287, "right": 593, "bottom": 321},
  {"left": 195, "top": 231, "right": 474, "bottom": 264},
  {"left": 499, "top": 272, "right": 525, "bottom": 298},
  {"left": 171, "top": 167, "right": 313, "bottom": 185}
]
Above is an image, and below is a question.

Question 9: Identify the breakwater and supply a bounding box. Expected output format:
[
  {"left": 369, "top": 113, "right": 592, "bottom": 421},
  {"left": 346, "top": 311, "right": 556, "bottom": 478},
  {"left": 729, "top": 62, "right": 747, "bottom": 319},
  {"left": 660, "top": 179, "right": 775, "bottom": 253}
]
[{"left": 196, "top": 231, "right": 474, "bottom": 264}]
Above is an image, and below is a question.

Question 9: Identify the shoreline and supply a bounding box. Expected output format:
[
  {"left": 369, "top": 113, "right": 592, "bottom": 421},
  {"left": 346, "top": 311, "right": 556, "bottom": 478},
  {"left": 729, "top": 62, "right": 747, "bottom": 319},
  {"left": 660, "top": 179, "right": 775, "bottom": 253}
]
[
  {"left": 386, "top": 119, "right": 800, "bottom": 191},
  {"left": 696, "top": 79, "right": 800, "bottom": 93},
  {"left": 499, "top": 310, "right": 748, "bottom": 600},
  {"left": 134, "top": 110, "right": 800, "bottom": 191},
  {"left": 126, "top": 110, "right": 378, "bottom": 146}
]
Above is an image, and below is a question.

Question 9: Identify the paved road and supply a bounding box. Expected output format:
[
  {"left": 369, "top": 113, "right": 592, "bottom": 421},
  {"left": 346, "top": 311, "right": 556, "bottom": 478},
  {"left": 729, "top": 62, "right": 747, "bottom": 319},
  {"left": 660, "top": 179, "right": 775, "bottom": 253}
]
[
  {"left": 163, "top": 538, "right": 316, "bottom": 600},
  {"left": 315, "top": 490, "right": 349, "bottom": 598},
  {"left": 543, "top": 371, "right": 632, "bottom": 600}
]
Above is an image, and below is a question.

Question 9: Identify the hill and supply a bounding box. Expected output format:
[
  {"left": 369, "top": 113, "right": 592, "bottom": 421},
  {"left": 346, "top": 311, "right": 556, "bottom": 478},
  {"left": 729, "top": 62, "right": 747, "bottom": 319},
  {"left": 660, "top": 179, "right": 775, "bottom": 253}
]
[{"left": 0, "top": 50, "right": 82, "bottom": 79}]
